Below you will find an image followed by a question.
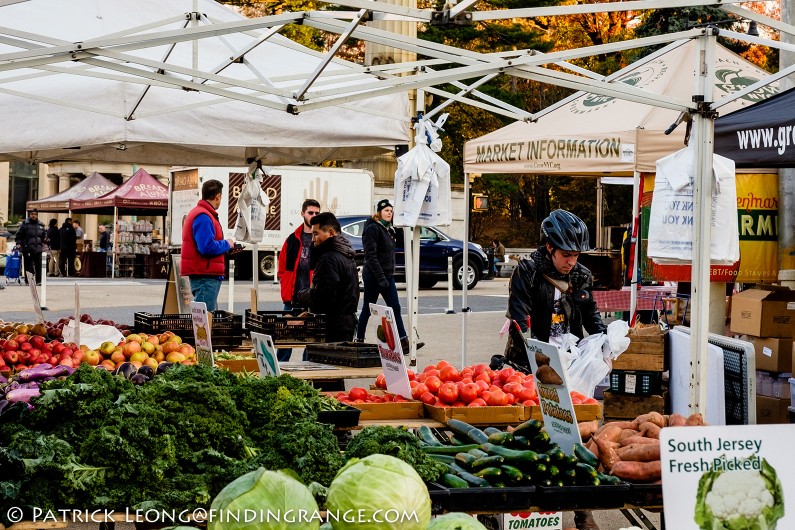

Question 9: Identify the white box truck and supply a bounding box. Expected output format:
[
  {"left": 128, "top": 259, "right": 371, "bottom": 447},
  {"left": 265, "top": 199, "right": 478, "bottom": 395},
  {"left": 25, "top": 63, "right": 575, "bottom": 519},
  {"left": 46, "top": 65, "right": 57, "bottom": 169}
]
[{"left": 169, "top": 166, "right": 374, "bottom": 280}]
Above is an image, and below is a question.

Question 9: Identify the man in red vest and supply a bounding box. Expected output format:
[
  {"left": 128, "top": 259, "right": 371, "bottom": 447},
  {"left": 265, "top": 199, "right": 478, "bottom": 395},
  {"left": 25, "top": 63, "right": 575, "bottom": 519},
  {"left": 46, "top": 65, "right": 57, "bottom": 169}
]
[{"left": 181, "top": 179, "right": 235, "bottom": 312}]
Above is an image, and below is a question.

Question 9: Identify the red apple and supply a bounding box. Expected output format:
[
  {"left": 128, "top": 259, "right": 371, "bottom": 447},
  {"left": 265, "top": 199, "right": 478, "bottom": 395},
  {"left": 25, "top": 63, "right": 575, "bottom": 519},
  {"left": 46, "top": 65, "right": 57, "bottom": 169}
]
[
  {"left": 3, "top": 340, "right": 18, "bottom": 352},
  {"left": 15, "top": 334, "right": 29, "bottom": 344},
  {"left": 19, "top": 342, "right": 32, "bottom": 352},
  {"left": 3, "top": 351, "right": 18, "bottom": 364}
]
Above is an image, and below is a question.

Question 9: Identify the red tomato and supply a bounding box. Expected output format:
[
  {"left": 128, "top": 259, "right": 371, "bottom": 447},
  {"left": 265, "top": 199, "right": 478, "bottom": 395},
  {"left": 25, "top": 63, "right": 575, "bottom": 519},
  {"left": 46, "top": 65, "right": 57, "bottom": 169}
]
[
  {"left": 415, "top": 372, "right": 428, "bottom": 383},
  {"left": 411, "top": 383, "right": 429, "bottom": 400},
  {"left": 505, "top": 393, "right": 516, "bottom": 405},
  {"left": 436, "top": 360, "right": 452, "bottom": 370},
  {"left": 440, "top": 365, "right": 460, "bottom": 382},
  {"left": 455, "top": 381, "right": 465, "bottom": 390},
  {"left": 424, "top": 375, "right": 442, "bottom": 394},
  {"left": 353, "top": 399, "right": 365, "bottom": 404},
  {"left": 349, "top": 387, "right": 368, "bottom": 401},
  {"left": 475, "top": 380, "right": 490, "bottom": 393},
  {"left": 468, "top": 398, "right": 487, "bottom": 407},
  {"left": 423, "top": 364, "right": 437, "bottom": 373},
  {"left": 375, "top": 373, "right": 387, "bottom": 389},
  {"left": 407, "top": 369, "right": 416, "bottom": 381},
  {"left": 381, "top": 394, "right": 393, "bottom": 402},
  {"left": 368, "top": 395, "right": 383, "bottom": 403},
  {"left": 334, "top": 392, "right": 348, "bottom": 400},
  {"left": 438, "top": 382, "right": 459, "bottom": 404},
  {"left": 474, "top": 373, "right": 491, "bottom": 385},
  {"left": 420, "top": 391, "right": 437, "bottom": 405},
  {"left": 570, "top": 391, "right": 587, "bottom": 401},
  {"left": 499, "top": 367, "right": 516, "bottom": 382},
  {"left": 506, "top": 374, "right": 524, "bottom": 385},
  {"left": 571, "top": 397, "right": 583, "bottom": 405},
  {"left": 451, "top": 401, "right": 467, "bottom": 407},
  {"left": 423, "top": 368, "right": 440, "bottom": 379},
  {"left": 460, "top": 377, "right": 474, "bottom": 385},
  {"left": 409, "top": 380, "right": 419, "bottom": 388},
  {"left": 473, "top": 363, "right": 489, "bottom": 376},
  {"left": 480, "top": 390, "right": 492, "bottom": 404},
  {"left": 393, "top": 395, "right": 408, "bottom": 402},
  {"left": 460, "top": 369, "right": 474, "bottom": 380},
  {"left": 459, "top": 382, "right": 481, "bottom": 404},
  {"left": 522, "top": 399, "right": 539, "bottom": 407},
  {"left": 518, "top": 387, "right": 537, "bottom": 402},
  {"left": 487, "top": 389, "right": 509, "bottom": 407},
  {"left": 503, "top": 382, "right": 524, "bottom": 396},
  {"left": 582, "top": 397, "right": 600, "bottom": 405}
]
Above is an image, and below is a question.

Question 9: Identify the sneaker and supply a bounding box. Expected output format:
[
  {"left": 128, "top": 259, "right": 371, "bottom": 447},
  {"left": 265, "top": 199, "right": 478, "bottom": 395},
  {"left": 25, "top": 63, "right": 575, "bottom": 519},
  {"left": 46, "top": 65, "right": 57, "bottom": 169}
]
[{"left": 400, "top": 337, "right": 426, "bottom": 353}]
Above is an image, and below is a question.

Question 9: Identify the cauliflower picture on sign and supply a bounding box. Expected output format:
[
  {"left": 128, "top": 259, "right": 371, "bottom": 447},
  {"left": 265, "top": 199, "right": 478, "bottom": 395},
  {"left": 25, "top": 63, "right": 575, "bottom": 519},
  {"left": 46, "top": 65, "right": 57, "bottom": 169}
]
[{"left": 694, "top": 457, "right": 784, "bottom": 530}]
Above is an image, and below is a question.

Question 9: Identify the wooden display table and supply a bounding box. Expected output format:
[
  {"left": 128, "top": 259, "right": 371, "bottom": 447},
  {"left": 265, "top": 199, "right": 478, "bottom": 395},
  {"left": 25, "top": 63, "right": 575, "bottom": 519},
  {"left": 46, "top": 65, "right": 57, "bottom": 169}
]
[{"left": 282, "top": 364, "right": 382, "bottom": 391}]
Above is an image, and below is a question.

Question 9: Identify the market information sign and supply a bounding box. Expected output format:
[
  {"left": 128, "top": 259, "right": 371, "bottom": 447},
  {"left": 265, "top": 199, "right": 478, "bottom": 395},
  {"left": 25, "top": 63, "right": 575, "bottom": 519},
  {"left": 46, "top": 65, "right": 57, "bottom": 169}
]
[
  {"left": 190, "top": 302, "right": 213, "bottom": 366},
  {"left": 526, "top": 337, "right": 581, "bottom": 453},
  {"left": 370, "top": 303, "right": 412, "bottom": 399},
  {"left": 26, "top": 271, "right": 45, "bottom": 324},
  {"left": 250, "top": 332, "right": 280, "bottom": 376},
  {"left": 661, "top": 424, "right": 790, "bottom": 529}
]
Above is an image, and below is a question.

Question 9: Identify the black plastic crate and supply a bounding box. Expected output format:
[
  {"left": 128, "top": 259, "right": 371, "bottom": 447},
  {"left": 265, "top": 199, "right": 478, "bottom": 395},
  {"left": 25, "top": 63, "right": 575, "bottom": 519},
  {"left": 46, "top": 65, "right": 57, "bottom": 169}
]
[
  {"left": 609, "top": 370, "right": 663, "bottom": 396},
  {"left": 317, "top": 404, "right": 361, "bottom": 428},
  {"left": 428, "top": 484, "right": 538, "bottom": 513},
  {"left": 133, "top": 311, "right": 243, "bottom": 351},
  {"left": 245, "top": 310, "right": 326, "bottom": 344},
  {"left": 537, "top": 483, "right": 630, "bottom": 510},
  {"left": 305, "top": 342, "right": 381, "bottom": 368},
  {"left": 626, "top": 483, "right": 664, "bottom": 510},
  {"left": 426, "top": 483, "right": 450, "bottom": 515}
]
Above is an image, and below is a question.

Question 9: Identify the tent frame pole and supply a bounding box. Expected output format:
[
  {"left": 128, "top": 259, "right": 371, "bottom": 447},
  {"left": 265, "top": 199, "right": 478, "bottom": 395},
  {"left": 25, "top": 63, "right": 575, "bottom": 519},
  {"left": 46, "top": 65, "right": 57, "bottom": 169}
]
[
  {"left": 630, "top": 171, "right": 641, "bottom": 318},
  {"left": 461, "top": 173, "right": 471, "bottom": 370},
  {"left": 112, "top": 207, "right": 118, "bottom": 279}
]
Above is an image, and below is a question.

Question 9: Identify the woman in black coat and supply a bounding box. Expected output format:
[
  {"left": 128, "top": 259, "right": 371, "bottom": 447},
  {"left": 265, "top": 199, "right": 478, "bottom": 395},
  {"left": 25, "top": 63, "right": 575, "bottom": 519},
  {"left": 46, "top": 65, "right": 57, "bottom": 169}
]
[
  {"left": 355, "top": 199, "right": 423, "bottom": 353},
  {"left": 46, "top": 218, "right": 61, "bottom": 277}
]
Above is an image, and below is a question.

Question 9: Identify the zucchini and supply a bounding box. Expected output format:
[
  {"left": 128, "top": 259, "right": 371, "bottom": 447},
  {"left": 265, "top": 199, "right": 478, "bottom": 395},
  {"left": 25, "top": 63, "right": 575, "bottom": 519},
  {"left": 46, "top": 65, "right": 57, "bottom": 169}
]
[
  {"left": 483, "top": 427, "right": 503, "bottom": 436},
  {"left": 510, "top": 435, "right": 530, "bottom": 449},
  {"left": 480, "top": 443, "right": 540, "bottom": 466},
  {"left": 534, "top": 463, "right": 548, "bottom": 476},
  {"left": 500, "top": 465, "right": 524, "bottom": 483},
  {"left": 416, "top": 426, "right": 443, "bottom": 447},
  {"left": 531, "top": 431, "right": 552, "bottom": 451},
  {"left": 446, "top": 419, "right": 489, "bottom": 444},
  {"left": 450, "top": 436, "right": 470, "bottom": 446},
  {"left": 449, "top": 463, "right": 491, "bottom": 487},
  {"left": 487, "top": 431, "right": 514, "bottom": 445},
  {"left": 597, "top": 472, "right": 621, "bottom": 485},
  {"left": 429, "top": 454, "right": 456, "bottom": 464},
  {"left": 563, "top": 468, "right": 578, "bottom": 481},
  {"left": 467, "top": 426, "right": 490, "bottom": 445},
  {"left": 472, "top": 455, "right": 505, "bottom": 470},
  {"left": 536, "top": 453, "right": 551, "bottom": 465},
  {"left": 573, "top": 442, "right": 599, "bottom": 468},
  {"left": 575, "top": 463, "right": 598, "bottom": 480},
  {"left": 546, "top": 447, "right": 567, "bottom": 464},
  {"left": 441, "top": 473, "right": 469, "bottom": 489},
  {"left": 563, "top": 454, "right": 579, "bottom": 467},
  {"left": 423, "top": 444, "right": 480, "bottom": 455},
  {"left": 474, "top": 467, "right": 502, "bottom": 479},
  {"left": 455, "top": 453, "right": 478, "bottom": 469},
  {"left": 512, "top": 418, "right": 543, "bottom": 438},
  {"left": 467, "top": 448, "right": 489, "bottom": 459}
]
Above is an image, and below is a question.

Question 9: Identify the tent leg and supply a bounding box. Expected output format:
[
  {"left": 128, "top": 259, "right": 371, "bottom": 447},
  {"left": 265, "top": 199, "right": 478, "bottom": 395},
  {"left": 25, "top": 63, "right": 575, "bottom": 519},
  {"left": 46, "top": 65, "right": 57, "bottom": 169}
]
[
  {"left": 630, "top": 171, "right": 641, "bottom": 318},
  {"left": 461, "top": 173, "right": 471, "bottom": 370},
  {"left": 596, "top": 176, "right": 603, "bottom": 250},
  {"left": 403, "top": 227, "right": 415, "bottom": 364},
  {"left": 112, "top": 208, "right": 118, "bottom": 279},
  {"left": 410, "top": 228, "right": 420, "bottom": 365}
]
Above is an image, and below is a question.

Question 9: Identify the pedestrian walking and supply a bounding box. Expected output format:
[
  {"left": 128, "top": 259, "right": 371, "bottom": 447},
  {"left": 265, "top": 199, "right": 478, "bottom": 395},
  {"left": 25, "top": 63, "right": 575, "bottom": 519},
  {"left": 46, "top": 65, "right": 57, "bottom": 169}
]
[
  {"left": 46, "top": 218, "right": 61, "bottom": 277},
  {"left": 59, "top": 218, "right": 77, "bottom": 277},
  {"left": 15, "top": 209, "right": 46, "bottom": 285}
]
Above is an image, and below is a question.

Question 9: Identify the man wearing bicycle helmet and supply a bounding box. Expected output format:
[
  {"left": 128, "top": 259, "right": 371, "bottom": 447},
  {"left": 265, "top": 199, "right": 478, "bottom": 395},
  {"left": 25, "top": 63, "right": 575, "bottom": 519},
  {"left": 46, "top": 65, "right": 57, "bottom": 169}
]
[{"left": 504, "top": 209, "right": 605, "bottom": 530}]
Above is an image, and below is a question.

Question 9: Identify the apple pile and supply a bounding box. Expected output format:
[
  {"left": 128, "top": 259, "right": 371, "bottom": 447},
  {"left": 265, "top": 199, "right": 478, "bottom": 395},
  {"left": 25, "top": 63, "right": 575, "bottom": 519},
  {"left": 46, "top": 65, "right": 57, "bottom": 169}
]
[
  {"left": 45, "top": 314, "right": 131, "bottom": 340},
  {"left": 86, "top": 332, "right": 196, "bottom": 372},
  {"left": 0, "top": 334, "right": 80, "bottom": 375},
  {"left": 374, "top": 361, "right": 600, "bottom": 408},
  {"left": 331, "top": 387, "right": 416, "bottom": 404}
]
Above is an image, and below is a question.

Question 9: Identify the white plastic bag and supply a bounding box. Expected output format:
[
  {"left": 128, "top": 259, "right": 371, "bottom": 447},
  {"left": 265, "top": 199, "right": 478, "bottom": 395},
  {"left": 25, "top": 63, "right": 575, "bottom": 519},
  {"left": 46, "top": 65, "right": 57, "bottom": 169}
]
[
  {"left": 604, "top": 319, "right": 631, "bottom": 359},
  {"left": 566, "top": 333, "right": 611, "bottom": 398},
  {"left": 63, "top": 320, "right": 124, "bottom": 350},
  {"left": 234, "top": 164, "right": 270, "bottom": 243}
]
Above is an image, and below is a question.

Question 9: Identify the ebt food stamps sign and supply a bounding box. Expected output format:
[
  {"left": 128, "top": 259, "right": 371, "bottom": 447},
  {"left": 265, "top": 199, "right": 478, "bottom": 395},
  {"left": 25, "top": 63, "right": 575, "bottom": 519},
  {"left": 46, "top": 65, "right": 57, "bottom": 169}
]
[
  {"left": 526, "top": 338, "right": 581, "bottom": 453},
  {"left": 661, "top": 424, "right": 790, "bottom": 529},
  {"left": 370, "top": 304, "right": 412, "bottom": 399}
]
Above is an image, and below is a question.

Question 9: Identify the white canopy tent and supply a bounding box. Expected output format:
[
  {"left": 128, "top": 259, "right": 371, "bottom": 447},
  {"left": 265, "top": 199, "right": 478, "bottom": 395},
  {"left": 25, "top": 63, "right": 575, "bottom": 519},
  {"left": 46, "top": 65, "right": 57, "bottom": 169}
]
[{"left": 1, "top": 0, "right": 790, "bottom": 416}]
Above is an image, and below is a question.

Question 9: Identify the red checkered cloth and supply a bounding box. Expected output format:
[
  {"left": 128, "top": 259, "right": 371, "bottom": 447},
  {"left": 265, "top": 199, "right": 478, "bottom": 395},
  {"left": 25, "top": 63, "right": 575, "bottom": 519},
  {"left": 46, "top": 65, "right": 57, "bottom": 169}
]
[{"left": 592, "top": 287, "right": 675, "bottom": 313}]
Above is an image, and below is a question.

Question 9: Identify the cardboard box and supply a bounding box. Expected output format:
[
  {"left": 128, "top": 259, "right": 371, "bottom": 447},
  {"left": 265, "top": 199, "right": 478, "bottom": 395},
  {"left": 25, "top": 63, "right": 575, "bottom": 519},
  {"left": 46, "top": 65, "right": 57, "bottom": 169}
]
[
  {"left": 747, "top": 337, "right": 793, "bottom": 373},
  {"left": 730, "top": 286, "right": 795, "bottom": 337},
  {"left": 526, "top": 403, "right": 603, "bottom": 422},
  {"left": 215, "top": 357, "right": 258, "bottom": 372},
  {"left": 756, "top": 395, "right": 791, "bottom": 424},
  {"left": 334, "top": 391, "right": 425, "bottom": 421}
]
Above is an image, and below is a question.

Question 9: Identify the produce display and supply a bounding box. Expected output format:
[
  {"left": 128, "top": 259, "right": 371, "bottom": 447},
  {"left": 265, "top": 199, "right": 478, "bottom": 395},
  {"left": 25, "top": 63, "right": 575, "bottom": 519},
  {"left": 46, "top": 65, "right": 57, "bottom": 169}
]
[
  {"left": 375, "top": 361, "right": 598, "bottom": 408},
  {"left": 1, "top": 334, "right": 81, "bottom": 374},
  {"left": 331, "top": 387, "right": 415, "bottom": 404},
  {"left": 579, "top": 411, "right": 706, "bottom": 484},
  {"left": 44, "top": 315, "right": 132, "bottom": 340},
  {"left": 417, "top": 418, "right": 619, "bottom": 488},
  {"left": 0, "top": 364, "right": 75, "bottom": 412}
]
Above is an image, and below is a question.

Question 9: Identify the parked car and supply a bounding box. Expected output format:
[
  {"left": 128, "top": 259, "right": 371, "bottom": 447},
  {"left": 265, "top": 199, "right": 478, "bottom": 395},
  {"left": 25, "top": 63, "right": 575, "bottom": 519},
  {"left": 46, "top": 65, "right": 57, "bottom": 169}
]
[{"left": 338, "top": 215, "right": 489, "bottom": 290}]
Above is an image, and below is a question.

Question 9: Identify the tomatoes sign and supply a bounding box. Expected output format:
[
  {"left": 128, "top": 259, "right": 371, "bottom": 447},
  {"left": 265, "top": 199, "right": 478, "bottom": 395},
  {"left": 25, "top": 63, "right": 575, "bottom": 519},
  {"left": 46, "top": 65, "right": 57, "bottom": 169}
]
[{"left": 503, "top": 512, "right": 562, "bottom": 529}]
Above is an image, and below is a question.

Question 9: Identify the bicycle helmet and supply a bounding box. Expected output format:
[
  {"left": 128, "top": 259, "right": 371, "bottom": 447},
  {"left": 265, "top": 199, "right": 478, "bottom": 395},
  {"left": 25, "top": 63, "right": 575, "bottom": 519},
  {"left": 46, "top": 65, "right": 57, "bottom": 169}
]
[{"left": 541, "top": 209, "right": 590, "bottom": 251}]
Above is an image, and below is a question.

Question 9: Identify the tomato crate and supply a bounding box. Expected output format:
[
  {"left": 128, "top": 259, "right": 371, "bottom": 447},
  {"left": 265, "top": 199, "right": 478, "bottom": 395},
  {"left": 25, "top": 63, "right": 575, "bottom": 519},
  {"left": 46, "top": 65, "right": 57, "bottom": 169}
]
[
  {"left": 133, "top": 311, "right": 243, "bottom": 350},
  {"left": 609, "top": 370, "right": 664, "bottom": 396},
  {"left": 305, "top": 342, "right": 381, "bottom": 368},
  {"left": 245, "top": 310, "right": 326, "bottom": 344}
]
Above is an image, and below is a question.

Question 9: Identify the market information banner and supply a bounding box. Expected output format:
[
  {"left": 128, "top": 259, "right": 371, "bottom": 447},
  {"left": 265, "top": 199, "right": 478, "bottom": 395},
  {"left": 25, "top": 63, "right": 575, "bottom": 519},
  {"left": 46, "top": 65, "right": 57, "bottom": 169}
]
[
  {"left": 370, "top": 303, "right": 412, "bottom": 399},
  {"left": 190, "top": 302, "right": 213, "bottom": 366},
  {"left": 250, "top": 332, "right": 280, "bottom": 376},
  {"left": 661, "top": 424, "right": 790, "bottom": 529},
  {"left": 26, "top": 271, "right": 45, "bottom": 324},
  {"left": 526, "top": 337, "right": 582, "bottom": 454}
]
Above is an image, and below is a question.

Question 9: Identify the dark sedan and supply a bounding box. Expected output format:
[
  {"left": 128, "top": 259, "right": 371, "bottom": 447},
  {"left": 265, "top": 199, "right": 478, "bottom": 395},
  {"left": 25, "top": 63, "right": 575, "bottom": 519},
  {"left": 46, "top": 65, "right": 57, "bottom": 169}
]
[{"left": 338, "top": 215, "right": 489, "bottom": 290}]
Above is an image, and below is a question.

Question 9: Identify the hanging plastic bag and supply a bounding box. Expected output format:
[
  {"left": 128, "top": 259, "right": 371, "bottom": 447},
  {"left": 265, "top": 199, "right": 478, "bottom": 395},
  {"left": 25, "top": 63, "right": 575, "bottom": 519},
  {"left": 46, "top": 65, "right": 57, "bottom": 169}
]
[
  {"left": 234, "top": 163, "right": 271, "bottom": 243},
  {"left": 566, "top": 321, "right": 631, "bottom": 397}
]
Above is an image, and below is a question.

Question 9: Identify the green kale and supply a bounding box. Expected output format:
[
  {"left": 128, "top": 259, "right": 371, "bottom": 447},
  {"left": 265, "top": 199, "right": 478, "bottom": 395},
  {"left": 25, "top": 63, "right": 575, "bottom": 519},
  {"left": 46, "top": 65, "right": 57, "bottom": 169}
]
[{"left": 345, "top": 426, "right": 447, "bottom": 482}]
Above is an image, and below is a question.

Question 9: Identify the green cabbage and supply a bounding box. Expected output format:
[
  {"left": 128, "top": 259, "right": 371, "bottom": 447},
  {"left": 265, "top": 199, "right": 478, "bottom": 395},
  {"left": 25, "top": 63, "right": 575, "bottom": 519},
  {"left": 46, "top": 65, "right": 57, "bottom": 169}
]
[
  {"left": 326, "top": 454, "right": 431, "bottom": 530},
  {"left": 694, "top": 457, "right": 784, "bottom": 530},
  {"left": 426, "top": 513, "right": 488, "bottom": 529},
  {"left": 209, "top": 468, "right": 320, "bottom": 530}
]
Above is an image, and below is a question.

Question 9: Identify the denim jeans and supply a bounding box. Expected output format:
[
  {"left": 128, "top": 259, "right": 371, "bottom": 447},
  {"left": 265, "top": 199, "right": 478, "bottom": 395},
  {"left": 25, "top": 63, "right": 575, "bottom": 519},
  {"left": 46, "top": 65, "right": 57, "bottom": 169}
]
[
  {"left": 276, "top": 302, "right": 306, "bottom": 362},
  {"left": 189, "top": 276, "right": 222, "bottom": 312},
  {"left": 356, "top": 272, "right": 406, "bottom": 341}
]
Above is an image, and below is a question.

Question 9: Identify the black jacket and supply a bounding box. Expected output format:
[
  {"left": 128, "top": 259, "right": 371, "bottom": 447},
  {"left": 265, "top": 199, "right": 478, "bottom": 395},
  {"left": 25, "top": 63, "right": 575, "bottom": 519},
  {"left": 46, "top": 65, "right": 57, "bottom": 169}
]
[
  {"left": 505, "top": 247, "right": 606, "bottom": 367},
  {"left": 99, "top": 231, "right": 110, "bottom": 251},
  {"left": 295, "top": 236, "right": 360, "bottom": 341},
  {"left": 59, "top": 223, "right": 77, "bottom": 255},
  {"left": 15, "top": 218, "right": 47, "bottom": 253},
  {"left": 361, "top": 217, "right": 396, "bottom": 286},
  {"left": 46, "top": 226, "right": 61, "bottom": 251}
]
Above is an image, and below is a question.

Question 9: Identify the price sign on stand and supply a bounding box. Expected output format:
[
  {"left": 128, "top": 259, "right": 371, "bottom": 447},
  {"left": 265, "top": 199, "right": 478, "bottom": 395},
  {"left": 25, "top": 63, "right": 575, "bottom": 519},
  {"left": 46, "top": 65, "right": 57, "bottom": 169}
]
[
  {"left": 661, "top": 424, "right": 792, "bottom": 529},
  {"left": 503, "top": 512, "right": 562, "bottom": 530},
  {"left": 26, "top": 272, "right": 45, "bottom": 324},
  {"left": 370, "top": 304, "right": 412, "bottom": 399},
  {"left": 526, "top": 337, "right": 581, "bottom": 454},
  {"left": 250, "top": 332, "right": 280, "bottom": 377},
  {"left": 190, "top": 302, "right": 214, "bottom": 366}
]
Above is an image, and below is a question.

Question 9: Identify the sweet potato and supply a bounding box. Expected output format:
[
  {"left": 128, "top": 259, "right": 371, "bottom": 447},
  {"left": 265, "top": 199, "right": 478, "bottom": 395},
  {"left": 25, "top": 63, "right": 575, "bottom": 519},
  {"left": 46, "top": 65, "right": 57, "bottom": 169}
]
[
  {"left": 586, "top": 438, "right": 600, "bottom": 460},
  {"left": 619, "top": 428, "right": 641, "bottom": 442},
  {"left": 685, "top": 413, "right": 704, "bottom": 426},
  {"left": 635, "top": 411, "right": 665, "bottom": 428},
  {"left": 598, "top": 420, "right": 639, "bottom": 431},
  {"left": 667, "top": 413, "right": 687, "bottom": 427},
  {"left": 594, "top": 424, "right": 623, "bottom": 443},
  {"left": 616, "top": 441, "right": 661, "bottom": 462},
  {"left": 595, "top": 437, "right": 621, "bottom": 472},
  {"left": 639, "top": 421, "right": 662, "bottom": 439},
  {"left": 620, "top": 436, "right": 659, "bottom": 447},
  {"left": 578, "top": 420, "right": 600, "bottom": 441},
  {"left": 610, "top": 460, "right": 662, "bottom": 483}
]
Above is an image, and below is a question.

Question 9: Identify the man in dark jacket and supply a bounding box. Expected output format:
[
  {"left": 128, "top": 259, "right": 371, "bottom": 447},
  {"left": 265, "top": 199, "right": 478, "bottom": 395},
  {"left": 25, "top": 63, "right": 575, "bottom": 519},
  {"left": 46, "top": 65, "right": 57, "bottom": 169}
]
[
  {"left": 295, "top": 212, "right": 360, "bottom": 342},
  {"left": 504, "top": 209, "right": 605, "bottom": 530},
  {"left": 59, "top": 218, "right": 77, "bottom": 277},
  {"left": 15, "top": 209, "right": 46, "bottom": 285},
  {"left": 46, "top": 219, "right": 61, "bottom": 277}
]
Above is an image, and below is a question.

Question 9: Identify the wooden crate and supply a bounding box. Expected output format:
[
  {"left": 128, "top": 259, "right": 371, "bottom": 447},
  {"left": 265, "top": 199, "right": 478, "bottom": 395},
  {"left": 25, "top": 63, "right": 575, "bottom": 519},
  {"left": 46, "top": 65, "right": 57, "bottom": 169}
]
[
  {"left": 612, "top": 326, "right": 668, "bottom": 371},
  {"left": 325, "top": 391, "right": 425, "bottom": 421},
  {"left": 526, "top": 403, "right": 603, "bottom": 422},
  {"left": 602, "top": 390, "right": 668, "bottom": 420},
  {"left": 424, "top": 404, "right": 528, "bottom": 425}
]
